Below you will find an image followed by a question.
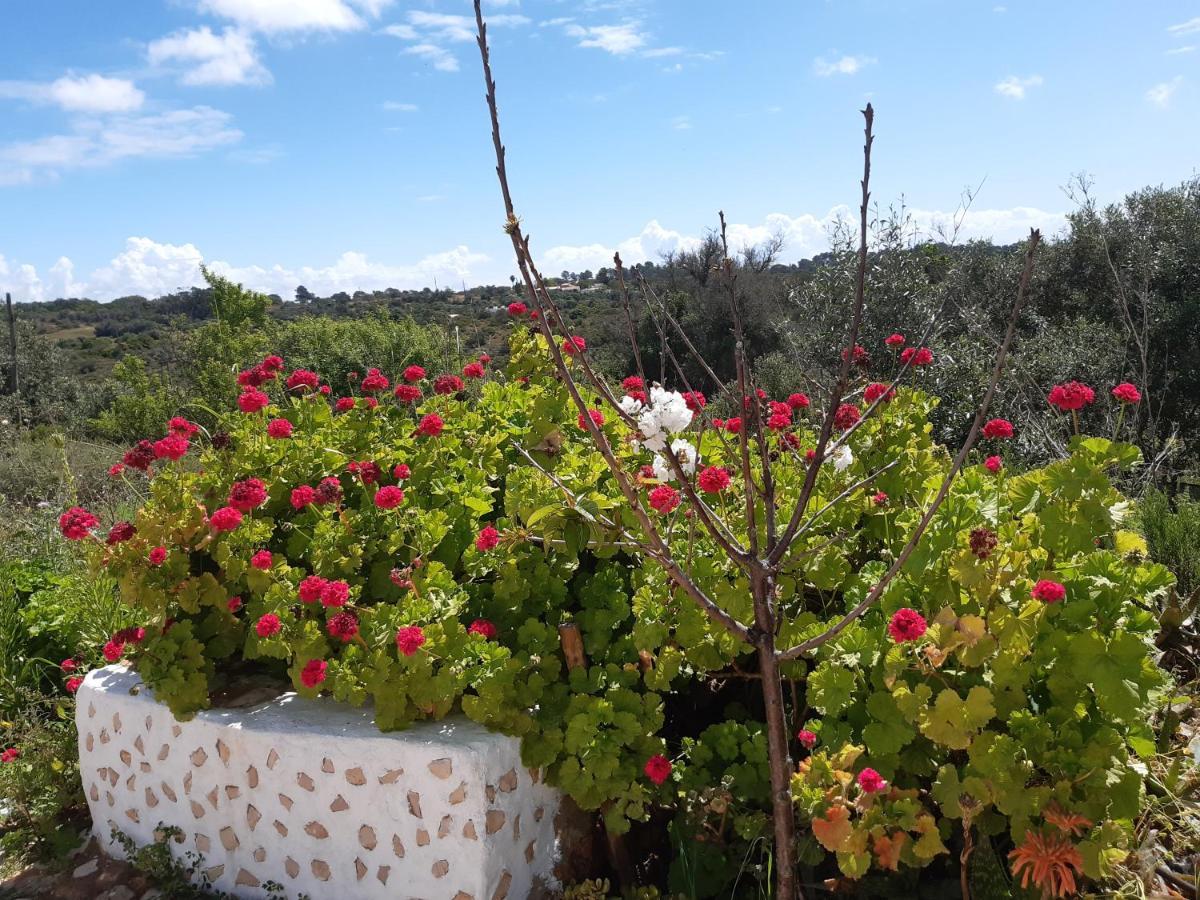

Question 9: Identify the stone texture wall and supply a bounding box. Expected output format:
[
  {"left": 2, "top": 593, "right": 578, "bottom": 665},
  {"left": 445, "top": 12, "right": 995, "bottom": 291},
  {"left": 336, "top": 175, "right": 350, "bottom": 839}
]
[{"left": 77, "top": 666, "right": 564, "bottom": 899}]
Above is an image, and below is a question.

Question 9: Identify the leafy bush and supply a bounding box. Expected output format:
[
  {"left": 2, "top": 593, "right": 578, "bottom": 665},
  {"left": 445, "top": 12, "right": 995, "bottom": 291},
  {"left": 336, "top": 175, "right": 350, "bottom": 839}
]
[
  {"left": 69, "top": 326, "right": 1170, "bottom": 895},
  {"left": 1139, "top": 487, "right": 1200, "bottom": 599}
]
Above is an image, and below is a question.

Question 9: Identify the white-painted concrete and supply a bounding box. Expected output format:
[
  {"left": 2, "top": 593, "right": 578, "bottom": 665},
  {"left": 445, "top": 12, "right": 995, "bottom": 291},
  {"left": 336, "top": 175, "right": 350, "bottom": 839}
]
[{"left": 77, "top": 666, "right": 563, "bottom": 899}]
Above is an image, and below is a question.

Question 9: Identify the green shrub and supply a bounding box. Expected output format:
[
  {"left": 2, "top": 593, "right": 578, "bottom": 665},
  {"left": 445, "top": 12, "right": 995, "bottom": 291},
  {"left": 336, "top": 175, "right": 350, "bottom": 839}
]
[
  {"left": 1139, "top": 486, "right": 1200, "bottom": 599},
  {"left": 66, "top": 325, "right": 1169, "bottom": 895}
]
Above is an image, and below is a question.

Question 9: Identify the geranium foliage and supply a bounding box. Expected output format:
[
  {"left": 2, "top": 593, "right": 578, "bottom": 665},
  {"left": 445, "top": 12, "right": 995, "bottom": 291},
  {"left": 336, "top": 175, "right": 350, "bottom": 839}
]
[{"left": 69, "top": 323, "right": 1170, "bottom": 893}]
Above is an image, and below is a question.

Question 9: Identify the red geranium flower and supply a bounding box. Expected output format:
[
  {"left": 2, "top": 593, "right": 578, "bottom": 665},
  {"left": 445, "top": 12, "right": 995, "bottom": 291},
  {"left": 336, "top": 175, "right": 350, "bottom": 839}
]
[
  {"left": 106, "top": 521, "right": 136, "bottom": 544},
  {"left": 298, "top": 575, "right": 328, "bottom": 604},
  {"left": 872, "top": 491, "right": 888, "bottom": 506},
  {"left": 290, "top": 484, "right": 317, "bottom": 508},
  {"left": 562, "top": 335, "right": 586, "bottom": 356},
  {"left": 834, "top": 403, "right": 861, "bottom": 431},
  {"left": 394, "top": 384, "right": 422, "bottom": 403},
  {"left": 61, "top": 659, "right": 77, "bottom": 673},
  {"left": 888, "top": 608, "right": 927, "bottom": 643},
  {"left": 864, "top": 382, "right": 895, "bottom": 404},
  {"left": 1047, "top": 381, "right": 1095, "bottom": 412},
  {"left": 361, "top": 368, "right": 390, "bottom": 393},
  {"left": 476, "top": 525, "right": 501, "bottom": 551},
  {"left": 256, "top": 613, "right": 281, "bottom": 637},
  {"left": 682, "top": 391, "right": 706, "bottom": 412},
  {"left": 237, "top": 389, "right": 270, "bottom": 413},
  {"left": 1111, "top": 382, "right": 1141, "bottom": 404},
  {"left": 644, "top": 754, "right": 672, "bottom": 785},
  {"left": 403, "top": 365, "right": 426, "bottom": 383},
  {"left": 900, "top": 346, "right": 933, "bottom": 366},
  {"left": 468, "top": 619, "right": 497, "bottom": 640},
  {"left": 262, "top": 355, "right": 284, "bottom": 373},
  {"left": 415, "top": 413, "right": 444, "bottom": 437},
  {"left": 698, "top": 466, "right": 731, "bottom": 494},
  {"left": 786, "top": 392, "right": 810, "bottom": 410},
  {"left": 797, "top": 729, "right": 818, "bottom": 749},
  {"left": 984, "top": 455, "right": 1003, "bottom": 474},
  {"left": 648, "top": 484, "right": 680, "bottom": 514},
  {"left": 286, "top": 369, "right": 320, "bottom": 391},
  {"left": 622, "top": 375, "right": 644, "bottom": 393},
  {"left": 395, "top": 625, "right": 426, "bottom": 657},
  {"left": 841, "top": 344, "right": 870, "bottom": 367},
  {"left": 1, "top": 748, "right": 20, "bottom": 764},
  {"left": 228, "top": 478, "right": 268, "bottom": 512},
  {"left": 577, "top": 408, "right": 605, "bottom": 430},
  {"left": 335, "top": 396, "right": 356, "bottom": 412},
  {"left": 102, "top": 639, "right": 124, "bottom": 662},
  {"left": 267, "top": 418, "right": 293, "bottom": 439},
  {"left": 327, "top": 612, "right": 359, "bottom": 642},
  {"left": 315, "top": 477, "right": 342, "bottom": 505},
  {"left": 108, "top": 463, "right": 125, "bottom": 477},
  {"left": 1032, "top": 580, "right": 1066, "bottom": 603},
  {"left": 148, "top": 546, "right": 167, "bottom": 566},
  {"left": 227, "top": 596, "right": 243, "bottom": 613},
  {"left": 300, "top": 658, "right": 327, "bottom": 688},
  {"left": 250, "top": 550, "right": 273, "bottom": 570},
  {"left": 885, "top": 333, "right": 905, "bottom": 348},
  {"left": 374, "top": 486, "right": 405, "bottom": 509},
  {"left": 153, "top": 434, "right": 190, "bottom": 460},
  {"left": 463, "top": 362, "right": 485, "bottom": 379},
  {"left": 168, "top": 416, "right": 199, "bottom": 437},
  {"left": 320, "top": 580, "right": 350, "bottom": 607},
  {"left": 123, "top": 440, "right": 156, "bottom": 471},
  {"left": 393, "top": 463, "right": 411, "bottom": 480},
  {"left": 208, "top": 506, "right": 243, "bottom": 532},
  {"left": 507, "top": 302, "right": 527, "bottom": 317},
  {"left": 434, "top": 374, "right": 464, "bottom": 395},
  {"left": 982, "top": 418, "right": 1014, "bottom": 440},
  {"left": 238, "top": 365, "right": 271, "bottom": 387},
  {"left": 857, "top": 767, "right": 887, "bottom": 793},
  {"left": 65, "top": 676, "right": 82, "bottom": 693},
  {"left": 723, "top": 417, "right": 743, "bottom": 434}
]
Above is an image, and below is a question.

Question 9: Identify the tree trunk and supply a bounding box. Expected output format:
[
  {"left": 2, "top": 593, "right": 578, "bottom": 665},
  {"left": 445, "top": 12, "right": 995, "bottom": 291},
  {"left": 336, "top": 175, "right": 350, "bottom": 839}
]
[{"left": 752, "top": 573, "right": 801, "bottom": 899}]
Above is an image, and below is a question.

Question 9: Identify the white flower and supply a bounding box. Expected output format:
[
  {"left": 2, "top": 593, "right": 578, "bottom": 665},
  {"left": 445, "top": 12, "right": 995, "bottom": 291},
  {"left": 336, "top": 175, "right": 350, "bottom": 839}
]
[
  {"left": 831, "top": 445, "right": 854, "bottom": 473},
  {"left": 652, "top": 439, "right": 698, "bottom": 482},
  {"left": 637, "top": 386, "right": 693, "bottom": 454},
  {"left": 618, "top": 395, "right": 644, "bottom": 417}
]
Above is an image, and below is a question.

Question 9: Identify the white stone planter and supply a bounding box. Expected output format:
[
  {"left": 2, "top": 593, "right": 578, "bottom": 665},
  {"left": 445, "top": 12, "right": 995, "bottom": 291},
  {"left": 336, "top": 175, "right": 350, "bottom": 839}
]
[{"left": 77, "top": 666, "right": 565, "bottom": 899}]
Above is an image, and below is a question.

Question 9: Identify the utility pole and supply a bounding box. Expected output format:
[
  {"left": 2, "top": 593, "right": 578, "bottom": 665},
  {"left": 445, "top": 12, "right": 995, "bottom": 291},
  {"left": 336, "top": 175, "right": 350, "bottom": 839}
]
[{"left": 4, "top": 292, "right": 16, "bottom": 396}]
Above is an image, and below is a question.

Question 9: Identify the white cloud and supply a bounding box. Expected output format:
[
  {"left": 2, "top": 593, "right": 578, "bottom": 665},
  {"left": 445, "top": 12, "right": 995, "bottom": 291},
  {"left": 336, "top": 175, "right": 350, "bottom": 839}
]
[
  {"left": 994, "top": 74, "right": 1043, "bottom": 99},
  {"left": 565, "top": 22, "right": 646, "bottom": 55},
  {"left": 148, "top": 27, "right": 271, "bottom": 87},
  {"left": 0, "top": 107, "right": 242, "bottom": 183},
  {"left": 1167, "top": 45, "right": 1195, "bottom": 55},
  {"left": 382, "top": 101, "right": 418, "bottom": 111},
  {"left": 0, "top": 237, "right": 491, "bottom": 301},
  {"left": 403, "top": 43, "right": 459, "bottom": 72},
  {"left": 1146, "top": 77, "right": 1183, "bottom": 108},
  {"left": 0, "top": 74, "right": 144, "bottom": 113},
  {"left": 670, "top": 115, "right": 691, "bottom": 130},
  {"left": 642, "top": 46, "right": 683, "bottom": 58},
  {"left": 1167, "top": 17, "right": 1200, "bottom": 36},
  {"left": 539, "top": 207, "right": 1068, "bottom": 273},
  {"left": 813, "top": 55, "right": 875, "bottom": 77},
  {"left": 382, "top": 11, "right": 528, "bottom": 73},
  {"left": 196, "top": 0, "right": 392, "bottom": 33}
]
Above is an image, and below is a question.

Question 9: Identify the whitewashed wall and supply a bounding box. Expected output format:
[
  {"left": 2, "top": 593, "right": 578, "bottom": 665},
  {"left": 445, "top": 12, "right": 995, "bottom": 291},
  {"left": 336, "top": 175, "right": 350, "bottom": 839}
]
[{"left": 77, "top": 666, "right": 564, "bottom": 899}]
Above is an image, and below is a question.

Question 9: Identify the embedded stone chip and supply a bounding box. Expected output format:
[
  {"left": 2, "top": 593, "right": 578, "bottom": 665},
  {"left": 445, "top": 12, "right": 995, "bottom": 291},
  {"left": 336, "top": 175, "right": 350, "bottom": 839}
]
[
  {"left": 345, "top": 766, "right": 366, "bottom": 785},
  {"left": 358, "top": 824, "right": 377, "bottom": 850},
  {"left": 407, "top": 790, "right": 423, "bottom": 818},
  {"left": 304, "top": 821, "right": 329, "bottom": 839},
  {"left": 497, "top": 768, "right": 518, "bottom": 792},
  {"left": 329, "top": 794, "right": 349, "bottom": 812},
  {"left": 432, "top": 859, "right": 450, "bottom": 878},
  {"left": 311, "top": 859, "right": 331, "bottom": 881},
  {"left": 428, "top": 757, "right": 453, "bottom": 779},
  {"left": 485, "top": 810, "right": 506, "bottom": 834},
  {"left": 219, "top": 826, "right": 239, "bottom": 851}
]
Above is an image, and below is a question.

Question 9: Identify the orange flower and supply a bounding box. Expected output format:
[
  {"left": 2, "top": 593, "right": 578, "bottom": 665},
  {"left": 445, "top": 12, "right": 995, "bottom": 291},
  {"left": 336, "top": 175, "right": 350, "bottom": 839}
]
[
  {"left": 1009, "top": 829, "right": 1083, "bottom": 898},
  {"left": 1043, "top": 804, "right": 1092, "bottom": 837}
]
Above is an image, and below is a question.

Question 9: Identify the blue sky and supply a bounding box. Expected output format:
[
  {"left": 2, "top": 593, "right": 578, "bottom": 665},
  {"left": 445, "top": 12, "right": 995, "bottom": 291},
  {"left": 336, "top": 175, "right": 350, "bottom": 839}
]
[{"left": 1, "top": 0, "right": 1196, "bottom": 301}]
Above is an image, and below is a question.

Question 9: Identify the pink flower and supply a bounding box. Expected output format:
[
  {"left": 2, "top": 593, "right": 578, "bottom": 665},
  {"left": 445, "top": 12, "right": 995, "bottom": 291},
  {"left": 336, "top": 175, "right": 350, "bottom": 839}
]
[
  {"left": 1047, "top": 381, "right": 1095, "bottom": 412},
  {"left": 468, "top": 619, "right": 497, "bottom": 640},
  {"left": 403, "top": 365, "right": 426, "bottom": 383},
  {"left": 698, "top": 466, "right": 731, "bottom": 494},
  {"left": 262, "top": 355, "right": 284, "bottom": 373},
  {"left": 65, "top": 676, "right": 82, "bottom": 694},
  {"left": 797, "top": 729, "right": 818, "bottom": 750},
  {"left": 237, "top": 389, "right": 270, "bottom": 413},
  {"left": 300, "top": 658, "right": 328, "bottom": 688},
  {"left": 562, "top": 336, "right": 586, "bottom": 356},
  {"left": 463, "top": 362, "right": 485, "bottom": 379},
  {"left": 148, "top": 546, "right": 167, "bottom": 566},
  {"left": 267, "top": 418, "right": 293, "bottom": 439},
  {"left": 393, "top": 463, "right": 411, "bottom": 480},
  {"left": 507, "top": 302, "right": 527, "bottom": 317},
  {"left": 102, "top": 640, "right": 124, "bottom": 662},
  {"left": 255, "top": 614, "right": 281, "bottom": 637},
  {"left": 335, "top": 396, "right": 356, "bottom": 412},
  {"left": 327, "top": 612, "right": 359, "bottom": 642},
  {"left": 648, "top": 484, "right": 680, "bottom": 515},
  {"left": 320, "top": 580, "right": 350, "bottom": 608},
  {"left": 106, "top": 521, "right": 137, "bottom": 544},
  {"left": 290, "top": 485, "right": 317, "bottom": 508},
  {"left": 227, "top": 596, "right": 243, "bottom": 613},
  {"left": 982, "top": 418, "right": 1014, "bottom": 440},
  {"left": 723, "top": 417, "right": 743, "bottom": 434},
  {"left": 0, "top": 748, "right": 20, "bottom": 764},
  {"left": 61, "top": 659, "right": 77, "bottom": 673},
  {"left": 286, "top": 369, "right": 320, "bottom": 391},
  {"left": 434, "top": 374, "right": 464, "bottom": 395},
  {"left": 885, "top": 333, "right": 905, "bottom": 348},
  {"left": 682, "top": 391, "right": 706, "bottom": 412},
  {"left": 834, "top": 403, "right": 861, "bottom": 431},
  {"left": 476, "top": 525, "right": 501, "bottom": 552},
  {"left": 857, "top": 767, "right": 887, "bottom": 793},
  {"left": 228, "top": 477, "right": 268, "bottom": 512},
  {"left": 622, "top": 375, "right": 645, "bottom": 393},
  {"left": 887, "top": 608, "right": 927, "bottom": 643},
  {"left": 395, "top": 625, "right": 426, "bottom": 657},
  {"left": 394, "top": 384, "right": 422, "bottom": 404},
  {"left": 644, "top": 754, "right": 672, "bottom": 785},
  {"left": 374, "top": 486, "right": 405, "bottom": 510},
  {"left": 298, "top": 575, "right": 328, "bottom": 604},
  {"left": 864, "top": 382, "right": 895, "bottom": 404},
  {"left": 208, "top": 506, "right": 243, "bottom": 533},
  {"left": 984, "top": 455, "right": 1003, "bottom": 474},
  {"left": 250, "top": 550, "right": 273, "bottom": 570},
  {"left": 786, "top": 392, "right": 810, "bottom": 410},
  {"left": 872, "top": 491, "right": 888, "bottom": 506},
  {"left": 1032, "top": 580, "right": 1066, "bottom": 603},
  {"left": 167, "top": 416, "right": 199, "bottom": 437},
  {"left": 108, "top": 463, "right": 125, "bottom": 477},
  {"left": 1112, "top": 382, "right": 1141, "bottom": 404},
  {"left": 900, "top": 346, "right": 934, "bottom": 367},
  {"left": 59, "top": 507, "right": 98, "bottom": 540}
]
